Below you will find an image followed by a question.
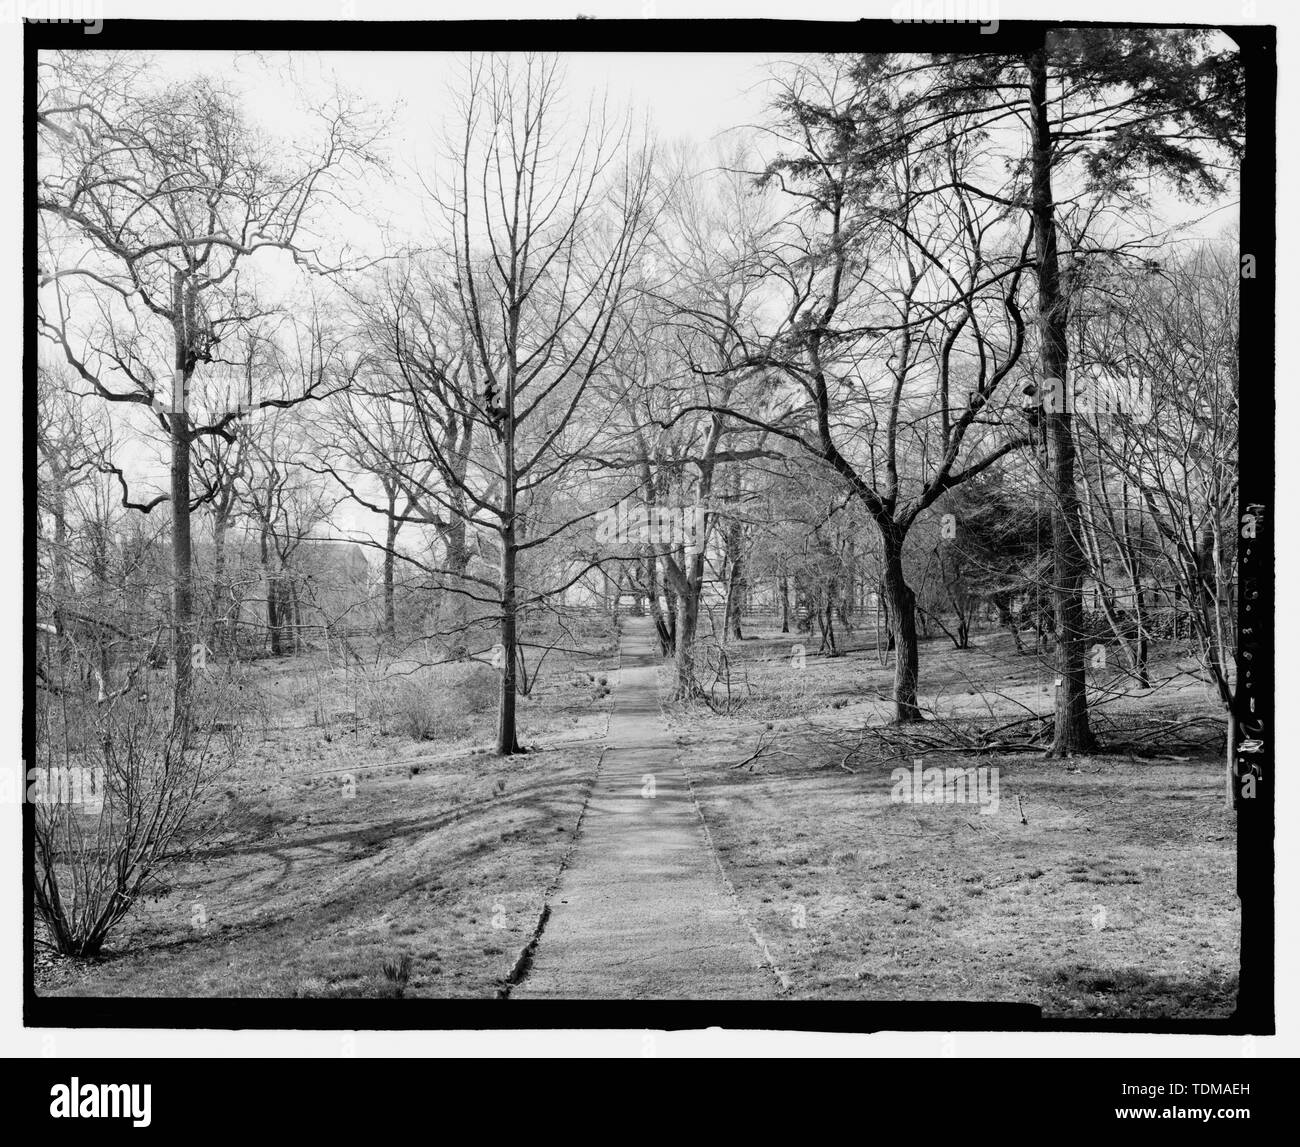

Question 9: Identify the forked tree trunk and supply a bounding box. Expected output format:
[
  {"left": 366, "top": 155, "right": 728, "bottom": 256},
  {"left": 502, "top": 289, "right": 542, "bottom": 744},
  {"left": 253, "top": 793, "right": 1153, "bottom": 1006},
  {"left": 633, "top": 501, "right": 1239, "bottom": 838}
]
[
  {"left": 645, "top": 556, "right": 672, "bottom": 656},
  {"left": 817, "top": 597, "right": 837, "bottom": 656},
  {"left": 669, "top": 541, "right": 710, "bottom": 701}
]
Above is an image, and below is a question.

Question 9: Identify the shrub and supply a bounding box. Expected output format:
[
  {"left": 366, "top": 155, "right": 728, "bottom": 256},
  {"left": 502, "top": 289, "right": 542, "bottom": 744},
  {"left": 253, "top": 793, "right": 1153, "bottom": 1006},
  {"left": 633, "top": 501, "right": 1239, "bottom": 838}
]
[
  {"left": 391, "top": 663, "right": 499, "bottom": 741},
  {"left": 452, "top": 662, "right": 499, "bottom": 715},
  {"left": 392, "top": 679, "right": 441, "bottom": 740},
  {"left": 32, "top": 688, "right": 237, "bottom": 958}
]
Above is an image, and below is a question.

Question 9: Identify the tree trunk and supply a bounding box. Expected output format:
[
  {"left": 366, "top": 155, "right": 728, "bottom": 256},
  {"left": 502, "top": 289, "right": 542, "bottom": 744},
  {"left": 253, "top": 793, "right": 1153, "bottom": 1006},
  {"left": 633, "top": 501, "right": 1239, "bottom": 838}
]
[
  {"left": 497, "top": 529, "right": 520, "bottom": 754},
  {"left": 210, "top": 514, "right": 227, "bottom": 652},
  {"left": 91, "top": 530, "right": 111, "bottom": 694},
  {"left": 1195, "top": 522, "right": 1226, "bottom": 693},
  {"left": 725, "top": 518, "right": 744, "bottom": 641},
  {"left": 1027, "top": 44, "right": 1096, "bottom": 755},
  {"left": 839, "top": 538, "right": 855, "bottom": 630},
  {"left": 780, "top": 575, "right": 790, "bottom": 633},
  {"left": 881, "top": 528, "right": 921, "bottom": 722},
  {"left": 441, "top": 516, "right": 470, "bottom": 656},
  {"left": 288, "top": 576, "right": 303, "bottom": 654},
  {"left": 48, "top": 472, "right": 73, "bottom": 679},
  {"left": 663, "top": 566, "right": 678, "bottom": 653},
  {"left": 170, "top": 370, "right": 193, "bottom": 719},
  {"left": 1132, "top": 582, "right": 1151, "bottom": 688},
  {"left": 267, "top": 574, "right": 285, "bottom": 656},
  {"left": 645, "top": 556, "right": 672, "bottom": 655},
  {"left": 382, "top": 504, "right": 397, "bottom": 640},
  {"left": 496, "top": 335, "right": 521, "bottom": 756},
  {"left": 261, "top": 530, "right": 285, "bottom": 658},
  {"left": 664, "top": 539, "right": 708, "bottom": 701},
  {"left": 674, "top": 586, "right": 702, "bottom": 700},
  {"left": 50, "top": 466, "right": 72, "bottom": 601},
  {"left": 818, "top": 596, "right": 837, "bottom": 656},
  {"left": 603, "top": 567, "right": 617, "bottom": 620},
  {"left": 994, "top": 591, "right": 1025, "bottom": 654}
]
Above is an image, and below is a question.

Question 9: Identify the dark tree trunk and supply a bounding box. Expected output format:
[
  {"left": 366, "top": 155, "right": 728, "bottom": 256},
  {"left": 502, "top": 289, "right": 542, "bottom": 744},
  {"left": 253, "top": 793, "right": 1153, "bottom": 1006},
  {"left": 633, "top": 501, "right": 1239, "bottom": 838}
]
[
  {"left": 663, "top": 571, "right": 678, "bottom": 653},
  {"left": 382, "top": 503, "right": 398, "bottom": 639},
  {"left": 1133, "top": 583, "right": 1151, "bottom": 688},
  {"left": 1027, "top": 44, "right": 1096, "bottom": 755},
  {"left": 496, "top": 339, "right": 521, "bottom": 756},
  {"left": 839, "top": 538, "right": 855, "bottom": 630},
  {"left": 674, "top": 586, "right": 702, "bottom": 700},
  {"left": 725, "top": 519, "right": 744, "bottom": 641},
  {"left": 780, "top": 575, "right": 790, "bottom": 633},
  {"left": 881, "top": 528, "right": 921, "bottom": 722},
  {"left": 645, "top": 556, "right": 672, "bottom": 656},
  {"left": 262, "top": 529, "right": 284, "bottom": 658},
  {"left": 497, "top": 527, "right": 520, "bottom": 754},
  {"left": 818, "top": 596, "right": 837, "bottom": 656},
  {"left": 267, "top": 574, "right": 283, "bottom": 656},
  {"left": 170, "top": 372, "right": 193, "bottom": 718},
  {"left": 669, "top": 543, "right": 708, "bottom": 701}
]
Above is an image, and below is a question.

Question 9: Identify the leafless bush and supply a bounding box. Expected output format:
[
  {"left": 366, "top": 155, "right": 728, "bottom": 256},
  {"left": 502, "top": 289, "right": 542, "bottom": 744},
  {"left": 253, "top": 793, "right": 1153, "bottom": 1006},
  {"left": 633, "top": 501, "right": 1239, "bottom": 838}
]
[
  {"left": 32, "top": 687, "right": 238, "bottom": 958},
  {"left": 389, "top": 662, "right": 499, "bottom": 741},
  {"left": 392, "top": 678, "right": 443, "bottom": 741}
]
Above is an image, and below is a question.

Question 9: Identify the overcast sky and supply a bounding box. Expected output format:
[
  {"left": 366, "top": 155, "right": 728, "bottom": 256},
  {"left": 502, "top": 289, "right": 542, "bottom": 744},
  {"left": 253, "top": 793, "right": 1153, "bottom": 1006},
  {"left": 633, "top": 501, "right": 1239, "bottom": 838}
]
[{"left": 156, "top": 49, "right": 777, "bottom": 227}]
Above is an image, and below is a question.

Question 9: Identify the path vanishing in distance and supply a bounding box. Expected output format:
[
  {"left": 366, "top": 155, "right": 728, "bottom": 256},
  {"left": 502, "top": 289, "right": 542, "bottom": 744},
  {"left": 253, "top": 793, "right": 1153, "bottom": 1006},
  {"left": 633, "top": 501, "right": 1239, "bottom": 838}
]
[{"left": 513, "top": 617, "right": 780, "bottom": 999}]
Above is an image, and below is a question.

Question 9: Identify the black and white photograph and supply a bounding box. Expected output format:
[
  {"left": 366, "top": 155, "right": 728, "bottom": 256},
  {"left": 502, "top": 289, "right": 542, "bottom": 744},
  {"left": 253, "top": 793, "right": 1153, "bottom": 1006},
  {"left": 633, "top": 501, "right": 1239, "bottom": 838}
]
[{"left": 8, "top": 0, "right": 1290, "bottom": 1086}]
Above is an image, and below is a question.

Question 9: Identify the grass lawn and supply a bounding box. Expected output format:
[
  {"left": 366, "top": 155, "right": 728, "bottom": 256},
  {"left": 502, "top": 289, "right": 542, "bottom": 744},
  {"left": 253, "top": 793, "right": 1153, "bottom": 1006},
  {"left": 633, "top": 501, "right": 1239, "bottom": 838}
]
[
  {"left": 35, "top": 625, "right": 619, "bottom": 999},
  {"left": 665, "top": 622, "right": 1239, "bottom": 1017},
  {"left": 36, "top": 616, "right": 1239, "bottom": 1016}
]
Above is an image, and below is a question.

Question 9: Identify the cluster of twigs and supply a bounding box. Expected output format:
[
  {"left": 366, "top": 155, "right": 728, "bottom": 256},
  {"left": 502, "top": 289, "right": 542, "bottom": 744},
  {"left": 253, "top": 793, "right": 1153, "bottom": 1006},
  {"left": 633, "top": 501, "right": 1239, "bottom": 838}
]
[
  {"left": 1088, "top": 710, "right": 1226, "bottom": 757},
  {"left": 726, "top": 706, "right": 1225, "bottom": 777}
]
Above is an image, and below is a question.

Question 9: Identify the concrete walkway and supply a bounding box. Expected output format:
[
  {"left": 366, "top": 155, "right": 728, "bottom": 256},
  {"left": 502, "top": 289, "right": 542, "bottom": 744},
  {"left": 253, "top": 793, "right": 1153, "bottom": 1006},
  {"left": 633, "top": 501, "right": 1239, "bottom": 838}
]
[{"left": 514, "top": 617, "right": 779, "bottom": 999}]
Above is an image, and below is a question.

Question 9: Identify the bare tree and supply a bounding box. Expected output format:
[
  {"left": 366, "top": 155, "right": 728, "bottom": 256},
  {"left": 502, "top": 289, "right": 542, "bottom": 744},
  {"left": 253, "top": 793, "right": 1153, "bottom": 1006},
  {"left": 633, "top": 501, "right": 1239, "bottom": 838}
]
[
  {"left": 37, "top": 53, "right": 379, "bottom": 716},
  {"left": 850, "top": 31, "right": 1242, "bottom": 749},
  {"left": 670, "top": 63, "right": 1032, "bottom": 721},
  {"left": 1077, "top": 241, "right": 1239, "bottom": 723},
  {"left": 347, "top": 54, "right": 654, "bottom": 753}
]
